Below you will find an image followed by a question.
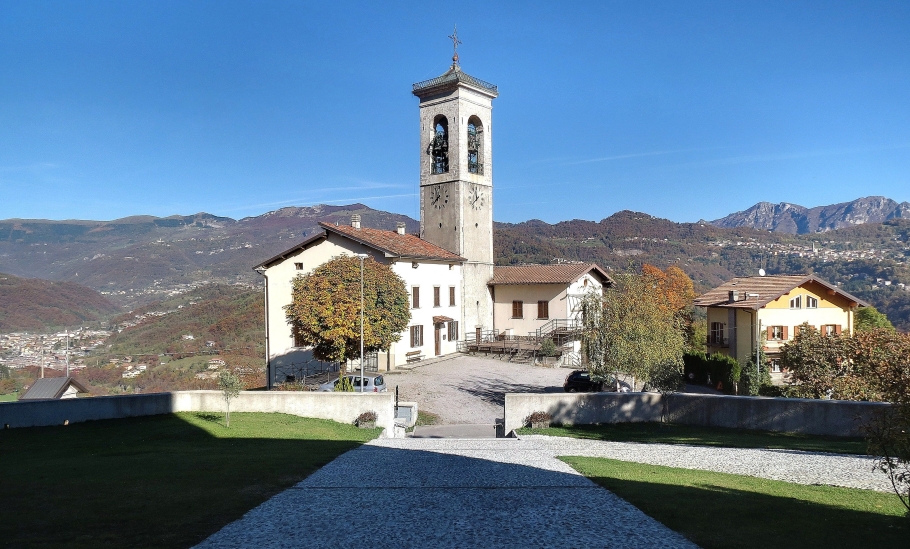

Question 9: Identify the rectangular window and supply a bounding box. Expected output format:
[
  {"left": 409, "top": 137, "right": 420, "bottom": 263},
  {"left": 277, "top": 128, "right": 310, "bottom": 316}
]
[
  {"left": 789, "top": 295, "right": 802, "bottom": 309},
  {"left": 449, "top": 286, "right": 456, "bottom": 307},
  {"left": 293, "top": 325, "right": 305, "bottom": 347},
  {"left": 770, "top": 359, "right": 781, "bottom": 373},
  {"left": 709, "top": 322, "right": 726, "bottom": 344},
  {"left": 410, "top": 325, "right": 423, "bottom": 347},
  {"left": 822, "top": 324, "right": 841, "bottom": 337},
  {"left": 433, "top": 286, "right": 440, "bottom": 307},
  {"left": 512, "top": 300, "right": 524, "bottom": 319},
  {"left": 768, "top": 325, "right": 785, "bottom": 341},
  {"left": 448, "top": 321, "right": 459, "bottom": 341},
  {"left": 537, "top": 300, "right": 549, "bottom": 319},
  {"left": 412, "top": 286, "right": 419, "bottom": 309},
  {"left": 294, "top": 262, "right": 303, "bottom": 270},
  {"left": 806, "top": 296, "right": 818, "bottom": 308}
]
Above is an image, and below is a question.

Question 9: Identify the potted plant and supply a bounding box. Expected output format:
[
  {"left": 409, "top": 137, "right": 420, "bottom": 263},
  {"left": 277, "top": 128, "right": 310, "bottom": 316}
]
[
  {"left": 526, "top": 411, "right": 552, "bottom": 430},
  {"left": 355, "top": 411, "right": 378, "bottom": 429}
]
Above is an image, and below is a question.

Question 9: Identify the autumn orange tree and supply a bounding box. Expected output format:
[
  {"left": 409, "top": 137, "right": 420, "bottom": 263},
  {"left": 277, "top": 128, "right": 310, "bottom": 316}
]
[
  {"left": 284, "top": 255, "right": 410, "bottom": 374},
  {"left": 642, "top": 264, "right": 700, "bottom": 351}
]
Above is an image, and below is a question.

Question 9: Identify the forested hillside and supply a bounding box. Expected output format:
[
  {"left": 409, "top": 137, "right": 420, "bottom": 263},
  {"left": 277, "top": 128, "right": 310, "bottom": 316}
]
[
  {"left": 107, "top": 284, "right": 264, "bottom": 358},
  {"left": 494, "top": 212, "right": 910, "bottom": 330},
  {"left": 0, "top": 273, "right": 121, "bottom": 331}
]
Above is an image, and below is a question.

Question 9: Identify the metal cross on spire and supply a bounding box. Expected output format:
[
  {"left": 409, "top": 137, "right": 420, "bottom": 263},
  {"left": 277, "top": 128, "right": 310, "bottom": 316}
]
[{"left": 448, "top": 24, "right": 462, "bottom": 68}]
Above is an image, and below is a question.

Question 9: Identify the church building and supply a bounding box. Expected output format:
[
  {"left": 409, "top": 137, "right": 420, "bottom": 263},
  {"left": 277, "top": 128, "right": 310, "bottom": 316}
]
[{"left": 255, "top": 44, "right": 608, "bottom": 387}]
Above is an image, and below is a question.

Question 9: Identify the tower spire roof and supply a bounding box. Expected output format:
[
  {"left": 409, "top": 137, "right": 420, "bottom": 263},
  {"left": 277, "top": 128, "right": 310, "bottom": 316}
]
[{"left": 411, "top": 25, "right": 498, "bottom": 98}]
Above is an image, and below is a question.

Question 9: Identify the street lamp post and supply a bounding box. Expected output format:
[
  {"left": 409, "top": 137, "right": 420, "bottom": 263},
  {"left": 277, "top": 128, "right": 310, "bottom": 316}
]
[{"left": 356, "top": 254, "right": 369, "bottom": 392}]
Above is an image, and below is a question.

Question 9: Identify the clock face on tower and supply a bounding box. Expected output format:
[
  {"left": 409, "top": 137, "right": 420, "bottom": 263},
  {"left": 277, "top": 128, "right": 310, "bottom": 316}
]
[
  {"left": 430, "top": 184, "right": 449, "bottom": 209},
  {"left": 468, "top": 184, "right": 484, "bottom": 210}
]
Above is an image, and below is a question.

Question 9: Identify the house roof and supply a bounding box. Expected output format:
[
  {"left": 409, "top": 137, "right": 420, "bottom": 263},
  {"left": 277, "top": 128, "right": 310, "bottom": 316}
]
[
  {"left": 694, "top": 274, "right": 869, "bottom": 310},
  {"left": 253, "top": 223, "right": 465, "bottom": 270},
  {"left": 490, "top": 263, "right": 613, "bottom": 286},
  {"left": 19, "top": 377, "right": 89, "bottom": 400}
]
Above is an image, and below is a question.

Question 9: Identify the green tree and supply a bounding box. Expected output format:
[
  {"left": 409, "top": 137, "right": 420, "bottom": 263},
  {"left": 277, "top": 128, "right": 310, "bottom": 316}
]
[
  {"left": 855, "top": 306, "right": 895, "bottom": 332},
  {"left": 780, "top": 323, "right": 852, "bottom": 399},
  {"left": 580, "top": 268, "right": 685, "bottom": 389},
  {"left": 649, "top": 360, "right": 685, "bottom": 422},
  {"left": 853, "top": 328, "right": 910, "bottom": 514},
  {"left": 284, "top": 255, "right": 410, "bottom": 375},
  {"left": 217, "top": 370, "right": 243, "bottom": 427}
]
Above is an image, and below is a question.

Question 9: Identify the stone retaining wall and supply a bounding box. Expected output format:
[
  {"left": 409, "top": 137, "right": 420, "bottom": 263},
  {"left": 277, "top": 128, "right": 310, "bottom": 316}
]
[
  {"left": 0, "top": 391, "right": 395, "bottom": 432},
  {"left": 504, "top": 392, "right": 890, "bottom": 437}
]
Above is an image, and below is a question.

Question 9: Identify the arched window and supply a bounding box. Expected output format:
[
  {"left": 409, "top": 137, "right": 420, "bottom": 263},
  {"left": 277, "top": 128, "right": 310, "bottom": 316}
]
[
  {"left": 467, "top": 116, "right": 484, "bottom": 175},
  {"left": 426, "top": 116, "right": 449, "bottom": 174}
]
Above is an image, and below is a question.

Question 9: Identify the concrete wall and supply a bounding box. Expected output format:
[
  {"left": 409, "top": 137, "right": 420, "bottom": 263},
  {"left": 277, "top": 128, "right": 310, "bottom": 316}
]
[
  {"left": 0, "top": 391, "right": 395, "bottom": 432},
  {"left": 504, "top": 392, "right": 889, "bottom": 437}
]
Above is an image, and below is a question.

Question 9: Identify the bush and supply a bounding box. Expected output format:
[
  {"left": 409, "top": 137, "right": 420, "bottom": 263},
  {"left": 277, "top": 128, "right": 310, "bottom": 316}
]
[
  {"left": 741, "top": 358, "right": 773, "bottom": 396},
  {"left": 684, "top": 352, "right": 740, "bottom": 393},
  {"left": 539, "top": 337, "right": 558, "bottom": 357},
  {"left": 355, "top": 411, "right": 377, "bottom": 427},
  {"left": 526, "top": 411, "right": 552, "bottom": 428}
]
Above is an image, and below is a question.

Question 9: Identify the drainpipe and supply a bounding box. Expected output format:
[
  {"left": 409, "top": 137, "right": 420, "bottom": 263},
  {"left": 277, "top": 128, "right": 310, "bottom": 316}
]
[{"left": 254, "top": 266, "right": 270, "bottom": 390}]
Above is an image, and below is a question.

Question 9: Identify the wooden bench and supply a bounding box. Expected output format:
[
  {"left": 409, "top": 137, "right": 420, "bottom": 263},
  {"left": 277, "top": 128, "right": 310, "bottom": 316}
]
[{"left": 405, "top": 350, "right": 424, "bottom": 363}]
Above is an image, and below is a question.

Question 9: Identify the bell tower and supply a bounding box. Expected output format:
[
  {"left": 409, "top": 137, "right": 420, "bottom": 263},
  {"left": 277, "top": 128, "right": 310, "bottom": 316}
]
[{"left": 413, "top": 28, "right": 497, "bottom": 331}]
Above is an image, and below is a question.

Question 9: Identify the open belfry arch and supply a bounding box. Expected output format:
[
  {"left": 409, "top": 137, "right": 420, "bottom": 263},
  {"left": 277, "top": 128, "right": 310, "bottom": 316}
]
[{"left": 413, "top": 25, "right": 498, "bottom": 335}]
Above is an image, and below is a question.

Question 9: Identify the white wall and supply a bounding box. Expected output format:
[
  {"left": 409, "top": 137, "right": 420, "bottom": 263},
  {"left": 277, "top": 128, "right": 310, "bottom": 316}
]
[
  {"left": 390, "top": 259, "right": 462, "bottom": 364},
  {"left": 263, "top": 231, "right": 464, "bottom": 380}
]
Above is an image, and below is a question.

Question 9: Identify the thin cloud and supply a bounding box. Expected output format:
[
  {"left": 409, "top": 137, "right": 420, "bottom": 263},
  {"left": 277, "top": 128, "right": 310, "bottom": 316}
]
[
  {"left": 563, "top": 147, "right": 726, "bottom": 166},
  {"left": 0, "top": 162, "right": 58, "bottom": 172},
  {"left": 669, "top": 143, "right": 910, "bottom": 169}
]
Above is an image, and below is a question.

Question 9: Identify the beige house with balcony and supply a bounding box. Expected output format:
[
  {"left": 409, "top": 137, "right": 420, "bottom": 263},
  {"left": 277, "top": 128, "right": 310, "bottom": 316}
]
[
  {"left": 694, "top": 274, "right": 868, "bottom": 380},
  {"left": 490, "top": 264, "right": 613, "bottom": 338}
]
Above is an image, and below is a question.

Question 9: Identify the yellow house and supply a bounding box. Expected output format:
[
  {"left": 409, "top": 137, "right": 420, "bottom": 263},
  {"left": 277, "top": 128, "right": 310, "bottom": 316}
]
[{"left": 694, "top": 274, "right": 868, "bottom": 379}]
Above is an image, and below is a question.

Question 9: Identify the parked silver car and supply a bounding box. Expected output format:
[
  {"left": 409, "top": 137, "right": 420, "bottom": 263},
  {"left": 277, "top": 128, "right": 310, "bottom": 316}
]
[{"left": 318, "top": 374, "right": 387, "bottom": 392}]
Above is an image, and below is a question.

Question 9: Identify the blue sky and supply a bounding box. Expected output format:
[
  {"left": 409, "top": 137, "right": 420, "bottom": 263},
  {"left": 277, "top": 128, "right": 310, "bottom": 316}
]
[{"left": 1, "top": 1, "right": 908, "bottom": 224}]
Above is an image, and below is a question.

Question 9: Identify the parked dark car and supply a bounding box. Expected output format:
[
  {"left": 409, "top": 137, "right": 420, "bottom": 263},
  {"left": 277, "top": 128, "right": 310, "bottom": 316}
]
[
  {"left": 563, "top": 370, "right": 632, "bottom": 393},
  {"left": 563, "top": 370, "right": 602, "bottom": 392}
]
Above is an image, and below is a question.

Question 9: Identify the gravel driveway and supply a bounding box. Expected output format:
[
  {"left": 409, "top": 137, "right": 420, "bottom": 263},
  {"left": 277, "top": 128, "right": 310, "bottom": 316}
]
[{"left": 385, "top": 354, "right": 570, "bottom": 424}]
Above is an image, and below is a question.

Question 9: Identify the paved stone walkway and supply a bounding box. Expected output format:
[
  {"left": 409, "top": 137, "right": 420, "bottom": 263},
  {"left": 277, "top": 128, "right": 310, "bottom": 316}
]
[
  {"left": 520, "top": 435, "right": 892, "bottom": 493},
  {"left": 194, "top": 437, "right": 697, "bottom": 548}
]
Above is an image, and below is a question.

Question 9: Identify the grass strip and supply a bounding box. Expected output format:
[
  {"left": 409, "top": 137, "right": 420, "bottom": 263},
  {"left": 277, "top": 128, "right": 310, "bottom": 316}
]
[
  {"left": 517, "top": 422, "right": 867, "bottom": 454},
  {"left": 0, "top": 412, "right": 380, "bottom": 548},
  {"left": 562, "top": 456, "right": 907, "bottom": 549}
]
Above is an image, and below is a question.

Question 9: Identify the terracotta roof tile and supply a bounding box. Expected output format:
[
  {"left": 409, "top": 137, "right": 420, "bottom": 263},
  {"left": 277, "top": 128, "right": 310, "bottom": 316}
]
[
  {"left": 694, "top": 274, "right": 868, "bottom": 309},
  {"left": 490, "top": 264, "right": 613, "bottom": 285},
  {"left": 320, "top": 222, "right": 465, "bottom": 262}
]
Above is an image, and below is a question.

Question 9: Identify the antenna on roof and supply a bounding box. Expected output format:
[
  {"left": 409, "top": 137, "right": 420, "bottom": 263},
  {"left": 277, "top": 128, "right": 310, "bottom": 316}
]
[{"left": 758, "top": 268, "right": 766, "bottom": 277}]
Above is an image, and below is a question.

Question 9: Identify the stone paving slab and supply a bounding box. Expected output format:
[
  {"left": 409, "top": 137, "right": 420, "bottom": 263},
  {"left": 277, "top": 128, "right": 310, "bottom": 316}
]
[{"left": 194, "top": 438, "right": 697, "bottom": 549}]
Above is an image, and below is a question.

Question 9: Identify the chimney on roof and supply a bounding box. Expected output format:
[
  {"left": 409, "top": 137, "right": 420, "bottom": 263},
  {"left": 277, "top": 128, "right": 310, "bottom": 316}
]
[
  {"left": 351, "top": 214, "right": 361, "bottom": 229},
  {"left": 728, "top": 290, "right": 739, "bottom": 303},
  {"left": 396, "top": 222, "right": 406, "bottom": 235}
]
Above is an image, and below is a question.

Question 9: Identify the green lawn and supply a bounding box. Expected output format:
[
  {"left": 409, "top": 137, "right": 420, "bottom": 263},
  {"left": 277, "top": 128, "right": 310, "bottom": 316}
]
[
  {"left": 0, "top": 412, "right": 380, "bottom": 548},
  {"left": 0, "top": 393, "right": 18, "bottom": 402},
  {"left": 517, "top": 422, "right": 867, "bottom": 454},
  {"left": 563, "top": 457, "right": 908, "bottom": 549}
]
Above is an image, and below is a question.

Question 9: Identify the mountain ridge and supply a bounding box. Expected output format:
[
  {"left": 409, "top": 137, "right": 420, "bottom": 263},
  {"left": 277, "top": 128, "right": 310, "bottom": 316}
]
[{"left": 711, "top": 196, "right": 910, "bottom": 234}]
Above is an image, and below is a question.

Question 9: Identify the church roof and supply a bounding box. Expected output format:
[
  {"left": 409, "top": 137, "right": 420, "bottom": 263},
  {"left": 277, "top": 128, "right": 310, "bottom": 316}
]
[
  {"left": 412, "top": 66, "right": 499, "bottom": 98},
  {"left": 490, "top": 264, "right": 613, "bottom": 286},
  {"left": 320, "top": 223, "right": 465, "bottom": 261},
  {"left": 253, "top": 223, "right": 466, "bottom": 269},
  {"left": 694, "top": 274, "right": 868, "bottom": 310}
]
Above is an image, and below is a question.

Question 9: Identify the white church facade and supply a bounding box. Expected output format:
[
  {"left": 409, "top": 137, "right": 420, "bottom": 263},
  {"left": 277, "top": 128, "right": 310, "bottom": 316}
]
[{"left": 255, "top": 55, "right": 610, "bottom": 387}]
